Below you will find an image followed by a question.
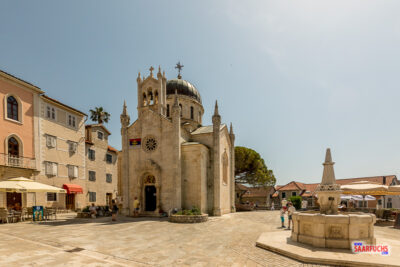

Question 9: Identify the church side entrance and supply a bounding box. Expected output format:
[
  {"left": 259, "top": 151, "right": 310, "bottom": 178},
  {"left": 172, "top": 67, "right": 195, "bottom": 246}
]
[{"left": 145, "top": 185, "right": 156, "bottom": 211}]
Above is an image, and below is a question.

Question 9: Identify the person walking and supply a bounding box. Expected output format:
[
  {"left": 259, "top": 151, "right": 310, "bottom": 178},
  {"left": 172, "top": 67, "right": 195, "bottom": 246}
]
[
  {"left": 133, "top": 197, "right": 140, "bottom": 217},
  {"left": 280, "top": 206, "right": 287, "bottom": 228},
  {"left": 111, "top": 199, "right": 119, "bottom": 221},
  {"left": 287, "top": 202, "right": 296, "bottom": 230}
]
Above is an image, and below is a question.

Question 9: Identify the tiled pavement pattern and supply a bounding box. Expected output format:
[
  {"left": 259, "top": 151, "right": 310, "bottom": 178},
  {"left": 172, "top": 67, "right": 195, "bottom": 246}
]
[{"left": 0, "top": 211, "right": 334, "bottom": 266}]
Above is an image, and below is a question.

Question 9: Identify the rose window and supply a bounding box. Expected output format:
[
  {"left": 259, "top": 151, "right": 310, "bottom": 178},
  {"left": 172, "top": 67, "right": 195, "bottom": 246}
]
[{"left": 143, "top": 136, "right": 158, "bottom": 152}]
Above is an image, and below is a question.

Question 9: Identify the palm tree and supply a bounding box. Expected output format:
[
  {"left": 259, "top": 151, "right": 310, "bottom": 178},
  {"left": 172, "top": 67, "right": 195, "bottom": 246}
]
[{"left": 89, "top": 107, "right": 110, "bottom": 124}]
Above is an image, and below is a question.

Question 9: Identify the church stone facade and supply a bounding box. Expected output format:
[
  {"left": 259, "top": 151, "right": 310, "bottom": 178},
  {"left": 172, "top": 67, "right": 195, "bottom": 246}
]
[{"left": 120, "top": 66, "right": 235, "bottom": 216}]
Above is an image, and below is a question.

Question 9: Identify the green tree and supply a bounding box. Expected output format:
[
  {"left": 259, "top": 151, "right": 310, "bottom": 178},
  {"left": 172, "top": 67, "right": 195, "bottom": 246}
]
[
  {"left": 289, "top": 196, "right": 302, "bottom": 210},
  {"left": 89, "top": 107, "right": 110, "bottom": 124},
  {"left": 235, "top": 146, "right": 276, "bottom": 187}
]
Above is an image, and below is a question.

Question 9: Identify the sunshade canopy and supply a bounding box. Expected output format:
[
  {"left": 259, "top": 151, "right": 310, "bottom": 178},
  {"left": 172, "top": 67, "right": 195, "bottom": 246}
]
[
  {"left": 388, "top": 185, "right": 400, "bottom": 194},
  {"left": 341, "top": 181, "right": 388, "bottom": 195},
  {"left": 0, "top": 177, "right": 66, "bottom": 193},
  {"left": 62, "top": 184, "right": 83, "bottom": 194},
  {"left": 340, "top": 194, "right": 376, "bottom": 201}
]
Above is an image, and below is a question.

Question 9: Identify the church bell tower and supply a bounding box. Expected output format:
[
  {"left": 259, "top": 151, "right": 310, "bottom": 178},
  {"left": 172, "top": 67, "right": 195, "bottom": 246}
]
[{"left": 136, "top": 66, "right": 167, "bottom": 117}]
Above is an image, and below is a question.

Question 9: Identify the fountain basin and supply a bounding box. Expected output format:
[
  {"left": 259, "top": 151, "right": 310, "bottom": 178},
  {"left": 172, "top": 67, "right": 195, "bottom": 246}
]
[{"left": 291, "top": 211, "right": 376, "bottom": 249}]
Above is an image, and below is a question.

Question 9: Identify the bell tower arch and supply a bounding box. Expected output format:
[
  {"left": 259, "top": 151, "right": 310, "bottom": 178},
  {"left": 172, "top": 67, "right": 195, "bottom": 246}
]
[{"left": 137, "top": 66, "right": 167, "bottom": 117}]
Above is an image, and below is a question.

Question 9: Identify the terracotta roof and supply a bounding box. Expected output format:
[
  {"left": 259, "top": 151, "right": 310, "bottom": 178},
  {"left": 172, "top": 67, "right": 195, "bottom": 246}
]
[
  {"left": 236, "top": 183, "right": 248, "bottom": 191},
  {"left": 274, "top": 175, "right": 398, "bottom": 197},
  {"left": 336, "top": 175, "right": 397, "bottom": 186},
  {"left": 107, "top": 146, "right": 118, "bottom": 153},
  {"left": 86, "top": 124, "right": 111, "bottom": 135},
  {"left": 276, "top": 181, "right": 306, "bottom": 191},
  {"left": 242, "top": 186, "right": 274, "bottom": 198},
  {"left": 42, "top": 95, "right": 87, "bottom": 116}
]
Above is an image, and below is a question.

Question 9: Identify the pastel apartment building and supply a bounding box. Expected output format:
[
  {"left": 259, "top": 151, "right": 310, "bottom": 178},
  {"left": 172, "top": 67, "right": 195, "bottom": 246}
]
[
  {"left": 0, "top": 69, "right": 119, "bottom": 210},
  {"left": 0, "top": 70, "right": 42, "bottom": 209}
]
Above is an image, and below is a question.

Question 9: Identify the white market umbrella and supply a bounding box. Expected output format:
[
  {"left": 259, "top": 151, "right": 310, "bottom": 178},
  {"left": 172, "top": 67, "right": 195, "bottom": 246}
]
[
  {"left": 0, "top": 177, "right": 66, "bottom": 193},
  {"left": 341, "top": 181, "right": 388, "bottom": 195},
  {"left": 388, "top": 185, "right": 400, "bottom": 195},
  {"left": 0, "top": 177, "right": 66, "bottom": 206}
]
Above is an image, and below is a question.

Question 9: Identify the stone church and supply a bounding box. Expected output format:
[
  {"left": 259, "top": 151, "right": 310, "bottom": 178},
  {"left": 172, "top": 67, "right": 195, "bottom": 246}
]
[{"left": 119, "top": 65, "right": 235, "bottom": 216}]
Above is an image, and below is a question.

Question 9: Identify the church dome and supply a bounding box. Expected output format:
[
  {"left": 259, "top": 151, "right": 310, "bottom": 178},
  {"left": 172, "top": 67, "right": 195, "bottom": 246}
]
[{"left": 166, "top": 79, "right": 202, "bottom": 104}]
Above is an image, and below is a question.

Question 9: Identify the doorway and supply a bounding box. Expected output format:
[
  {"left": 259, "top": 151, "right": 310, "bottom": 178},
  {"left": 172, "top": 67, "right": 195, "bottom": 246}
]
[
  {"left": 145, "top": 186, "right": 156, "bottom": 211},
  {"left": 106, "top": 193, "right": 112, "bottom": 207},
  {"left": 7, "top": 192, "right": 22, "bottom": 210},
  {"left": 66, "top": 194, "right": 75, "bottom": 210}
]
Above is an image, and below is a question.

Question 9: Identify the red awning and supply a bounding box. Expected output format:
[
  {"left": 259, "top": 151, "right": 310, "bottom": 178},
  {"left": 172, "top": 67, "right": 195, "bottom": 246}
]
[{"left": 63, "top": 184, "right": 83, "bottom": 194}]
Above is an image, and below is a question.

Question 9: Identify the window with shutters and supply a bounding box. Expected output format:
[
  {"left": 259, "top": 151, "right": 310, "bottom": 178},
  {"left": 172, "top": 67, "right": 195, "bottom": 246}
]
[
  {"left": 89, "top": 192, "right": 96, "bottom": 202},
  {"left": 68, "top": 114, "right": 76, "bottom": 128},
  {"left": 46, "top": 105, "right": 56, "bottom": 120},
  {"left": 45, "top": 162, "right": 58, "bottom": 176},
  {"left": 46, "top": 135, "right": 57, "bottom": 148},
  {"left": 106, "top": 174, "right": 112, "bottom": 183},
  {"left": 89, "top": 171, "right": 96, "bottom": 181},
  {"left": 47, "top": 193, "right": 57, "bottom": 202},
  {"left": 68, "top": 141, "right": 77, "bottom": 153},
  {"left": 68, "top": 165, "right": 78, "bottom": 178},
  {"left": 88, "top": 149, "right": 95, "bottom": 160},
  {"left": 106, "top": 154, "right": 113, "bottom": 163}
]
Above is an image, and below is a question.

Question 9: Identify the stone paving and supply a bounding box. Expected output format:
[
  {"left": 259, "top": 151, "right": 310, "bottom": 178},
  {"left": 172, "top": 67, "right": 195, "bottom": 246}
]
[{"left": 0, "top": 211, "right": 337, "bottom": 266}]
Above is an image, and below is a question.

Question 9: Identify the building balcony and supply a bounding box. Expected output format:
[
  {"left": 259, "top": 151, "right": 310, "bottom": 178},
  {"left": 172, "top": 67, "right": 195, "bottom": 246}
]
[{"left": 0, "top": 153, "right": 36, "bottom": 170}]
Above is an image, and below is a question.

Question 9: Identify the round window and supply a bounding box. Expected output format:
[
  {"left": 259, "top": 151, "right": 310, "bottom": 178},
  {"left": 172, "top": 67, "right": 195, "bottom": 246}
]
[{"left": 143, "top": 136, "right": 158, "bottom": 152}]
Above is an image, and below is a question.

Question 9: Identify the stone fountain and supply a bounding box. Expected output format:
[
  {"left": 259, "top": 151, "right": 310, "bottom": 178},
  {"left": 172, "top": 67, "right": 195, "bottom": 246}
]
[{"left": 291, "top": 148, "right": 376, "bottom": 249}]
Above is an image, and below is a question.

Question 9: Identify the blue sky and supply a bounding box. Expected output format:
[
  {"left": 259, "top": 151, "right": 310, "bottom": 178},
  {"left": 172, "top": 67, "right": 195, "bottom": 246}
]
[{"left": 1, "top": 1, "right": 400, "bottom": 185}]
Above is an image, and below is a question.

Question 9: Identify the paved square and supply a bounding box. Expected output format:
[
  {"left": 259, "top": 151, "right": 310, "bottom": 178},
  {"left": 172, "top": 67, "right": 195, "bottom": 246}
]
[{"left": 2, "top": 211, "right": 392, "bottom": 266}]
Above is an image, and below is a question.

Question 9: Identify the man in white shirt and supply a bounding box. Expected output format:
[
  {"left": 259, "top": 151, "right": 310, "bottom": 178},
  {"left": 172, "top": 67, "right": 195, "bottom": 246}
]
[{"left": 287, "top": 202, "right": 296, "bottom": 230}]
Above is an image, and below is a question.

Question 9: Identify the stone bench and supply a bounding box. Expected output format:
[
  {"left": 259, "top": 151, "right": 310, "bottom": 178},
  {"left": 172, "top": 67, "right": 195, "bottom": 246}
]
[{"left": 169, "top": 214, "right": 208, "bottom": 223}]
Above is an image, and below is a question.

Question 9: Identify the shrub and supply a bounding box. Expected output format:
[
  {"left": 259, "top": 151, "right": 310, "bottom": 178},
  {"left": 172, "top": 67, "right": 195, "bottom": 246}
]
[
  {"left": 289, "top": 196, "right": 302, "bottom": 210},
  {"left": 175, "top": 207, "right": 201, "bottom": 216},
  {"left": 82, "top": 206, "right": 90, "bottom": 212}
]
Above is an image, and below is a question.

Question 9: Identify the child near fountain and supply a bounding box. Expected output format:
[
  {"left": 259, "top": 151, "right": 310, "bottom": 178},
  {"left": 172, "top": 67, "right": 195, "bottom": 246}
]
[{"left": 280, "top": 206, "right": 287, "bottom": 228}]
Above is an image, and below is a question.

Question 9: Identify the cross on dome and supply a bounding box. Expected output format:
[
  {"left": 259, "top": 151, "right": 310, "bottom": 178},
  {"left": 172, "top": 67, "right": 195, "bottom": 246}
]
[{"left": 175, "top": 61, "right": 184, "bottom": 79}]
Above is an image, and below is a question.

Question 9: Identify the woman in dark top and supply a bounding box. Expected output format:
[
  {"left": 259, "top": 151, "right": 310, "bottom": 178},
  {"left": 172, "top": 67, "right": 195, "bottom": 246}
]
[{"left": 111, "top": 199, "right": 118, "bottom": 221}]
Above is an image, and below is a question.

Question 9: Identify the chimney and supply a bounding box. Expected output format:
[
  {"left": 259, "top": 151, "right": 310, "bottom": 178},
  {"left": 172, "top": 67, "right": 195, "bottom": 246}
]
[{"left": 383, "top": 176, "right": 386, "bottom": 185}]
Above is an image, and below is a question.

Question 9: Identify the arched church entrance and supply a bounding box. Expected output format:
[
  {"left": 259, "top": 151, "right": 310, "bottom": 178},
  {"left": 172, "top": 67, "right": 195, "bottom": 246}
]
[
  {"left": 145, "top": 185, "right": 157, "bottom": 211},
  {"left": 143, "top": 174, "right": 157, "bottom": 212}
]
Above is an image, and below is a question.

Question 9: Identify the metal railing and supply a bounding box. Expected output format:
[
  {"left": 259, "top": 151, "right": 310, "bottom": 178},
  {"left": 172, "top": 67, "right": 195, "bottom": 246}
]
[{"left": 0, "top": 153, "right": 36, "bottom": 169}]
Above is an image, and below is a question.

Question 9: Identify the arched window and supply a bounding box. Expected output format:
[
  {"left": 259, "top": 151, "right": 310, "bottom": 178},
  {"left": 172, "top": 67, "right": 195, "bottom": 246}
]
[
  {"left": 179, "top": 104, "right": 183, "bottom": 117},
  {"left": 190, "top": 106, "right": 194, "bottom": 119},
  {"left": 148, "top": 90, "right": 153, "bottom": 105},
  {"left": 143, "top": 93, "right": 147, "bottom": 106},
  {"left": 222, "top": 151, "right": 229, "bottom": 185},
  {"left": 7, "top": 96, "right": 18, "bottom": 121},
  {"left": 166, "top": 104, "right": 170, "bottom": 117},
  {"left": 8, "top": 137, "right": 19, "bottom": 157},
  {"left": 154, "top": 91, "right": 159, "bottom": 104}
]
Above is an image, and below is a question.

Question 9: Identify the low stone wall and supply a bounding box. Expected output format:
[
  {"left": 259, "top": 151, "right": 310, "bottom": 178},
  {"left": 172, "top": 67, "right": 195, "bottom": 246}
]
[{"left": 169, "top": 214, "right": 208, "bottom": 223}]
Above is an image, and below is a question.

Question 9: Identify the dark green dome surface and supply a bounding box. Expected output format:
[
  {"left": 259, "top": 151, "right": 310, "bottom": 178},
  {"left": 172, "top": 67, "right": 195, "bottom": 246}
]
[{"left": 166, "top": 79, "right": 201, "bottom": 104}]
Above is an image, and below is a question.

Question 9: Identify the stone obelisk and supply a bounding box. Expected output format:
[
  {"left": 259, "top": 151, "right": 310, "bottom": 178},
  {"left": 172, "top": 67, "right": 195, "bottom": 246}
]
[{"left": 315, "top": 148, "right": 342, "bottom": 214}]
